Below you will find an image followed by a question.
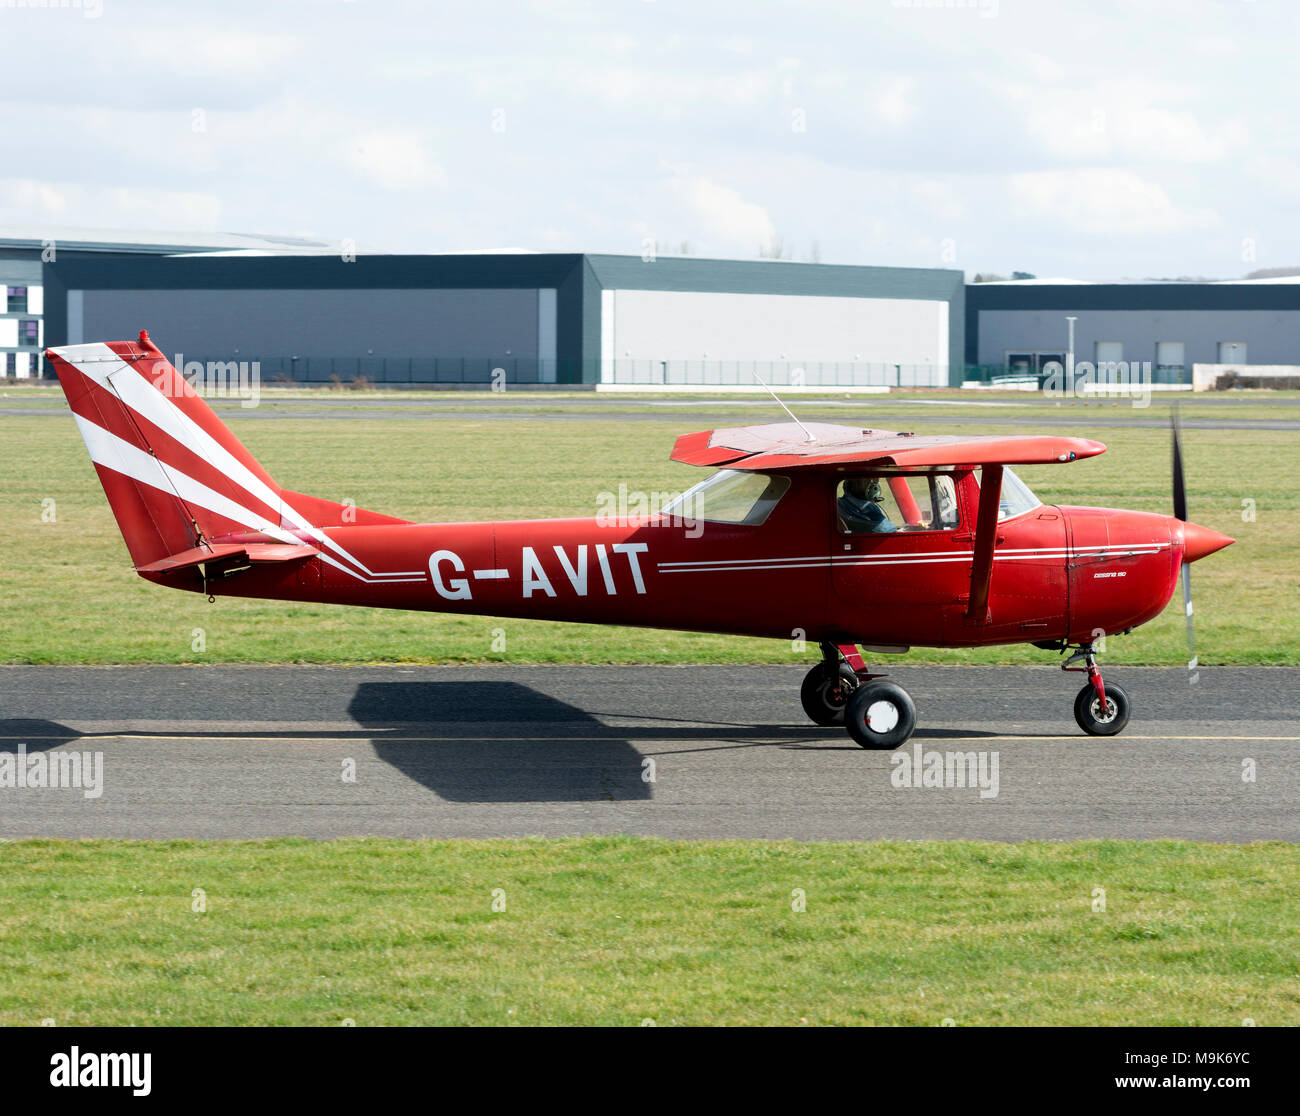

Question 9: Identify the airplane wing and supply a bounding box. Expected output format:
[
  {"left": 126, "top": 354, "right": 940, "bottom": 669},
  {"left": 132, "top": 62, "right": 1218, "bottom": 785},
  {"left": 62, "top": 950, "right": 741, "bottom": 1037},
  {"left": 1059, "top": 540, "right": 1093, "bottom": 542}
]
[{"left": 670, "top": 422, "right": 1106, "bottom": 470}]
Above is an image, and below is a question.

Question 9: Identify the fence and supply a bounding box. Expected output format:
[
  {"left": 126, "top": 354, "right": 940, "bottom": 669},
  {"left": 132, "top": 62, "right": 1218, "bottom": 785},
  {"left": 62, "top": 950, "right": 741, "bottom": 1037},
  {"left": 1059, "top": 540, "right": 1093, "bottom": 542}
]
[
  {"left": 144, "top": 356, "right": 958, "bottom": 389},
  {"left": 598, "top": 359, "right": 950, "bottom": 388},
  {"left": 248, "top": 355, "right": 553, "bottom": 385},
  {"left": 961, "top": 362, "right": 1197, "bottom": 387}
]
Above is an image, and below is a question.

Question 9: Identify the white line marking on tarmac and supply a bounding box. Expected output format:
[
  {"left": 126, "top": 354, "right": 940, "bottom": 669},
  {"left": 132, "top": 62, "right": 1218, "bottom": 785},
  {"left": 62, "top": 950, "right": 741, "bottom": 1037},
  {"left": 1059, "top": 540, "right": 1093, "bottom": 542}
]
[{"left": 3, "top": 734, "right": 1297, "bottom": 744}]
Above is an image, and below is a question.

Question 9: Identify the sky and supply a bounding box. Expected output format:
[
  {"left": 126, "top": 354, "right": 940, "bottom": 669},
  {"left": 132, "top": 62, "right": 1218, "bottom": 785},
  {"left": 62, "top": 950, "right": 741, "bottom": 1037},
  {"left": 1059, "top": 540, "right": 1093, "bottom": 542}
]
[{"left": 1, "top": 0, "right": 1295, "bottom": 279}]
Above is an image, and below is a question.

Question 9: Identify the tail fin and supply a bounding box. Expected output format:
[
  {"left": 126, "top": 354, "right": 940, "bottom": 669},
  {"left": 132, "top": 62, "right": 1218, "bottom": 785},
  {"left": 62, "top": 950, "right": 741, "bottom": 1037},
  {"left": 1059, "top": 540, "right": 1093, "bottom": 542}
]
[{"left": 46, "top": 332, "right": 407, "bottom": 571}]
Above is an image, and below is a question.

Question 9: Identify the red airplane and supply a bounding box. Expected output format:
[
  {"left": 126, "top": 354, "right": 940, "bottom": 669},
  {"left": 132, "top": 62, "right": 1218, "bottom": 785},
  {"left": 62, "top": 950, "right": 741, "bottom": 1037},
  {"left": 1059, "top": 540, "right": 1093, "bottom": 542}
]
[{"left": 46, "top": 333, "right": 1234, "bottom": 749}]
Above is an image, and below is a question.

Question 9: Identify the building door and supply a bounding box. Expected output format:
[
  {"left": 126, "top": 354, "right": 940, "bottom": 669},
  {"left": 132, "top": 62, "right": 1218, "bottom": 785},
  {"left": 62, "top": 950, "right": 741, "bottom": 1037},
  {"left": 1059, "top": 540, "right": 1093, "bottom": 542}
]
[{"left": 1218, "top": 341, "right": 1247, "bottom": 364}]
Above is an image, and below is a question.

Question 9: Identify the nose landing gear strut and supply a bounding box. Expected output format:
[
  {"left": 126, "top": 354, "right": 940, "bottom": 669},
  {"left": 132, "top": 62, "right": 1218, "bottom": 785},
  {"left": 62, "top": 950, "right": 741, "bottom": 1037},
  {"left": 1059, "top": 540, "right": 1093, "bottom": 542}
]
[{"left": 1064, "top": 643, "right": 1131, "bottom": 736}]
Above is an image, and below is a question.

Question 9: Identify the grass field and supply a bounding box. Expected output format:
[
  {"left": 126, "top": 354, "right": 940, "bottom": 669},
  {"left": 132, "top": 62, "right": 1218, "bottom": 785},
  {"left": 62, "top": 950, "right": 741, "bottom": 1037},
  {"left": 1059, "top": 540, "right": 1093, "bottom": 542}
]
[
  {"left": 2, "top": 398, "right": 1292, "bottom": 665},
  {"left": 3, "top": 392, "right": 1295, "bottom": 1030},
  {"left": 0, "top": 836, "right": 1295, "bottom": 1026}
]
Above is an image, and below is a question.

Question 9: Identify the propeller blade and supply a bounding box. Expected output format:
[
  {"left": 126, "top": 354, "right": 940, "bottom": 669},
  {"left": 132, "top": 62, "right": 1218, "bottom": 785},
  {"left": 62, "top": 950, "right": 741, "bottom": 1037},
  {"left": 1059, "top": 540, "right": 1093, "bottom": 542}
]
[
  {"left": 1171, "top": 407, "right": 1188, "bottom": 523},
  {"left": 1172, "top": 407, "right": 1197, "bottom": 683},
  {"left": 1181, "top": 560, "right": 1198, "bottom": 684}
]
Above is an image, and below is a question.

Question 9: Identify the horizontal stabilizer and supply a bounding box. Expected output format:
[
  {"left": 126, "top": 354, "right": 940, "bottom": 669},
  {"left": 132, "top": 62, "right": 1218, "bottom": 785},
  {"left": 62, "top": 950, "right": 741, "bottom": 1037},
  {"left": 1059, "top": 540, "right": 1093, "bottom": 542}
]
[{"left": 136, "top": 542, "right": 319, "bottom": 574}]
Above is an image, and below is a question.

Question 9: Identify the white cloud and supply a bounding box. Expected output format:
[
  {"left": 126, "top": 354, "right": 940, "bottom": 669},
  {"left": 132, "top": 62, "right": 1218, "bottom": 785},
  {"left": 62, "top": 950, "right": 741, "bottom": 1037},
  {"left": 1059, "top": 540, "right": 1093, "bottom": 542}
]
[
  {"left": 0, "top": 178, "right": 221, "bottom": 230},
  {"left": 874, "top": 77, "right": 915, "bottom": 126},
  {"left": 1008, "top": 170, "right": 1218, "bottom": 237},
  {"left": 1, "top": 179, "right": 69, "bottom": 217},
  {"left": 346, "top": 132, "right": 447, "bottom": 191},
  {"left": 569, "top": 66, "right": 775, "bottom": 110},
  {"left": 913, "top": 178, "right": 965, "bottom": 222},
  {"left": 987, "top": 70, "right": 1248, "bottom": 167},
  {"left": 0, "top": 1, "right": 1290, "bottom": 275},
  {"left": 666, "top": 174, "right": 777, "bottom": 254},
  {"left": 172, "top": 29, "right": 301, "bottom": 75}
]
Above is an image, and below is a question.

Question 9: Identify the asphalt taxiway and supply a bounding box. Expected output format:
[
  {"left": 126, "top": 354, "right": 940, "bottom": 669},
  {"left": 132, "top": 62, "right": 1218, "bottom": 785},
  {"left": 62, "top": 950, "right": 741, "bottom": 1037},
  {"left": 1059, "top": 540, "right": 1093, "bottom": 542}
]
[{"left": 2, "top": 665, "right": 1295, "bottom": 841}]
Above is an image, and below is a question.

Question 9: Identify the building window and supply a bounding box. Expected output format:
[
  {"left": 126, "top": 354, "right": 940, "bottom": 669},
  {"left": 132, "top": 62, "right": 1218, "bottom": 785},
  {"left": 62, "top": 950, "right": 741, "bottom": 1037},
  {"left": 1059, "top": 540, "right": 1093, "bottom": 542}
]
[
  {"left": 19, "top": 320, "right": 39, "bottom": 346},
  {"left": 4, "top": 353, "right": 14, "bottom": 376},
  {"left": 7, "top": 287, "right": 27, "bottom": 313}
]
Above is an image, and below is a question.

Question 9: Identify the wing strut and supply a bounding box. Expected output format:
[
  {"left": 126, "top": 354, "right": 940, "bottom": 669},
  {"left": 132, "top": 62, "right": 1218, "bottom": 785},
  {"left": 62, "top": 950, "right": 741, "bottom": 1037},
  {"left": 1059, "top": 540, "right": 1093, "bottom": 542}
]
[{"left": 966, "top": 464, "right": 1002, "bottom": 624}]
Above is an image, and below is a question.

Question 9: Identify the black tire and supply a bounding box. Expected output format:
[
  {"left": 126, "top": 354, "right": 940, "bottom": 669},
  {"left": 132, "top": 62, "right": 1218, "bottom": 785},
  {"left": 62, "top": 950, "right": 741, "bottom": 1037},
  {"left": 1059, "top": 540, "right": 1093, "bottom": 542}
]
[
  {"left": 845, "top": 680, "right": 916, "bottom": 749},
  {"left": 800, "top": 661, "right": 859, "bottom": 726},
  {"left": 1073, "top": 680, "right": 1130, "bottom": 736}
]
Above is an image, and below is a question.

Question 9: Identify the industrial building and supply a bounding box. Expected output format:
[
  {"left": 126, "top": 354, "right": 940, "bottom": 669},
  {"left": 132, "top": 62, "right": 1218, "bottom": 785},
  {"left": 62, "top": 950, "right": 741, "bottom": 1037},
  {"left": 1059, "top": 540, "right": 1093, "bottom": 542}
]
[
  {"left": 6, "top": 229, "right": 1300, "bottom": 388},
  {"left": 37, "top": 250, "right": 963, "bottom": 388},
  {"left": 966, "top": 278, "right": 1300, "bottom": 384},
  {"left": 1, "top": 228, "right": 336, "bottom": 379}
]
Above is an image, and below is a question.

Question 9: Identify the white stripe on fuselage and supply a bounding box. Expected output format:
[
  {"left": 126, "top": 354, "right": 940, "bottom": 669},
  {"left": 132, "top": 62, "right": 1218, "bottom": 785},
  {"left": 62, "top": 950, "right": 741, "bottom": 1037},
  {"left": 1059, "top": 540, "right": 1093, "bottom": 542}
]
[
  {"left": 72, "top": 415, "right": 424, "bottom": 584},
  {"left": 657, "top": 543, "right": 1169, "bottom": 574},
  {"left": 53, "top": 343, "right": 422, "bottom": 579}
]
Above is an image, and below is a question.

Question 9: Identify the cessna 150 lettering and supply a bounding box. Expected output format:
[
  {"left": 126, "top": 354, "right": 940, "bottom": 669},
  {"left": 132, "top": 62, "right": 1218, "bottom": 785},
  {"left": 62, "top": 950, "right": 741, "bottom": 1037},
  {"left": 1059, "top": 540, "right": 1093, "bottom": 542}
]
[{"left": 47, "top": 334, "right": 1234, "bottom": 750}]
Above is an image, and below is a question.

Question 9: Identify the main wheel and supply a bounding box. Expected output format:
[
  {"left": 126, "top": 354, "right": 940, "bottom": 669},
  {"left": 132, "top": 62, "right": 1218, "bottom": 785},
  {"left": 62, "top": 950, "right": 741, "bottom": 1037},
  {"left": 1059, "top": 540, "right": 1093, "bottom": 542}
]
[
  {"left": 1073, "top": 680, "right": 1130, "bottom": 736},
  {"left": 845, "top": 680, "right": 916, "bottom": 749},
  {"left": 800, "top": 661, "right": 859, "bottom": 725}
]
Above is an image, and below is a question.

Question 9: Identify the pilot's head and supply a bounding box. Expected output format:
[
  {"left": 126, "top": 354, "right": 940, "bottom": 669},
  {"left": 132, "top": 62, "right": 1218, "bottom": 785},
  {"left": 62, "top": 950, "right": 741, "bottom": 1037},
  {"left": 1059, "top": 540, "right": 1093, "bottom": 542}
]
[{"left": 846, "top": 477, "right": 882, "bottom": 502}]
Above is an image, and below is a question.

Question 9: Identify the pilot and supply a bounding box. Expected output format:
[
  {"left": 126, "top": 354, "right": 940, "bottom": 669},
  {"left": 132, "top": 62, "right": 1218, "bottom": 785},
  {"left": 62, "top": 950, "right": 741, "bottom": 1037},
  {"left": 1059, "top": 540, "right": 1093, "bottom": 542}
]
[{"left": 839, "top": 477, "right": 897, "bottom": 533}]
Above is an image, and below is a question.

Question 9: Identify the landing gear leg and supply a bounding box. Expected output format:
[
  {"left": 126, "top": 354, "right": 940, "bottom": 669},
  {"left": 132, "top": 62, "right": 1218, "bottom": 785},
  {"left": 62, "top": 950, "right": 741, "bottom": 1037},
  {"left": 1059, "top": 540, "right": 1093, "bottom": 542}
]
[
  {"left": 800, "top": 642, "right": 918, "bottom": 748},
  {"left": 831, "top": 642, "right": 915, "bottom": 750},
  {"left": 799, "top": 642, "right": 861, "bottom": 726},
  {"left": 1064, "top": 643, "right": 1131, "bottom": 736}
]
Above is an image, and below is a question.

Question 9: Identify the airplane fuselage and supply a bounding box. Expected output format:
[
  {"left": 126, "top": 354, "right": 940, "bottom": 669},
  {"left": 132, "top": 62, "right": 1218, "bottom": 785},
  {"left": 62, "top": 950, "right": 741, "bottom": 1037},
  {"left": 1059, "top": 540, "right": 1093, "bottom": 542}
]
[{"left": 171, "top": 468, "right": 1186, "bottom": 650}]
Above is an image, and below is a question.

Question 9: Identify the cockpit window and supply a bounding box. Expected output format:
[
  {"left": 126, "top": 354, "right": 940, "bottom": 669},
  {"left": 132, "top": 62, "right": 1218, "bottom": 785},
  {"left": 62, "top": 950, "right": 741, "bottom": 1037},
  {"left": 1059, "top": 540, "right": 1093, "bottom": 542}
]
[
  {"left": 837, "top": 474, "right": 961, "bottom": 534},
  {"left": 975, "top": 466, "right": 1043, "bottom": 521},
  {"left": 661, "top": 469, "right": 790, "bottom": 526}
]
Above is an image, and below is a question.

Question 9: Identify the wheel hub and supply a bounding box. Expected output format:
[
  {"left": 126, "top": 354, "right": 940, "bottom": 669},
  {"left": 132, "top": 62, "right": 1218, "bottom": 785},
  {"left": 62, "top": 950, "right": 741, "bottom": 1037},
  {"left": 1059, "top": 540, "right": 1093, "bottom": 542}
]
[
  {"left": 1090, "top": 697, "right": 1117, "bottom": 723},
  {"left": 865, "top": 700, "right": 900, "bottom": 732}
]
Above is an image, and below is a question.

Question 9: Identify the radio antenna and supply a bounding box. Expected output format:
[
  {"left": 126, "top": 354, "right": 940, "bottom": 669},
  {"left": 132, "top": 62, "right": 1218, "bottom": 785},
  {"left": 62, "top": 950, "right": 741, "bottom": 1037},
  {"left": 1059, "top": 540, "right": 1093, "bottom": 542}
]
[{"left": 751, "top": 368, "right": 816, "bottom": 442}]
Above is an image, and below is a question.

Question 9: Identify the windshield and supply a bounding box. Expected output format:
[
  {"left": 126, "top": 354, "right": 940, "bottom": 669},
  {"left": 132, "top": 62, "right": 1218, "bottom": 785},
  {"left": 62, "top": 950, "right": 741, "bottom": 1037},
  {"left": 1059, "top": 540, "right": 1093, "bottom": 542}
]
[
  {"left": 976, "top": 466, "right": 1043, "bottom": 521},
  {"left": 661, "top": 469, "right": 790, "bottom": 525}
]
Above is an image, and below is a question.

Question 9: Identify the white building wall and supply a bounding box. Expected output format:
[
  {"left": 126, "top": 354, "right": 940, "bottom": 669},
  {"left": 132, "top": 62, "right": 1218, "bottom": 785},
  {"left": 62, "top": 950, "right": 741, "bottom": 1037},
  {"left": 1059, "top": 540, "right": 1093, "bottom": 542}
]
[{"left": 600, "top": 289, "right": 949, "bottom": 386}]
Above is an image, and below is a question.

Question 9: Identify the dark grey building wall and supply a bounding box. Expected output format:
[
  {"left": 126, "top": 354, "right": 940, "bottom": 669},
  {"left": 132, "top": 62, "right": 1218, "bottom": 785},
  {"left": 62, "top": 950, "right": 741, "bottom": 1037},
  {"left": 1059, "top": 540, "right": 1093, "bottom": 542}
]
[
  {"left": 966, "top": 283, "right": 1300, "bottom": 367},
  {"left": 74, "top": 288, "right": 543, "bottom": 382},
  {"left": 977, "top": 308, "right": 1299, "bottom": 368},
  {"left": 46, "top": 253, "right": 590, "bottom": 383}
]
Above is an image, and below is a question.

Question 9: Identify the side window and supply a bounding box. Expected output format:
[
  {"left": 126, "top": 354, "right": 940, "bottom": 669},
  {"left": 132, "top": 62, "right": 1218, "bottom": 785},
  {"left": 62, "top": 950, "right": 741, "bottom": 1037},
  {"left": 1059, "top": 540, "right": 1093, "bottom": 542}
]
[
  {"left": 660, "top": 469, "right": 791, "bottom": 526},
  {"left": 836, "top": 474, "right": 960, "bottom": 535}
]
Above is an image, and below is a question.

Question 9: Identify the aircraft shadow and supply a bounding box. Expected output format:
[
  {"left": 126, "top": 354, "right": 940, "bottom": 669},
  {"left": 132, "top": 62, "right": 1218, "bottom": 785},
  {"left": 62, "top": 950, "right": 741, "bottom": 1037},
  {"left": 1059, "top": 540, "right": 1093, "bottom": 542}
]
[
  {"left": 347, "top": 682, "right": 1012, "bottom": 802},
  {"left": 350, "top": 680, "right": 654, "bottom": 803},
  {"left": 0, "top": 719, "right": 82, "bottom": 753}
]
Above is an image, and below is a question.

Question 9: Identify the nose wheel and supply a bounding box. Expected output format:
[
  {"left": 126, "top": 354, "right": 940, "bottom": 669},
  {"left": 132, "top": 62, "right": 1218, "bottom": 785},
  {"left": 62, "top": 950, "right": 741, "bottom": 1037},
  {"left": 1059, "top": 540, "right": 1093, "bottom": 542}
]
[{"left": 1064, "top": 644, "right": 1131, "bottom": 736}]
